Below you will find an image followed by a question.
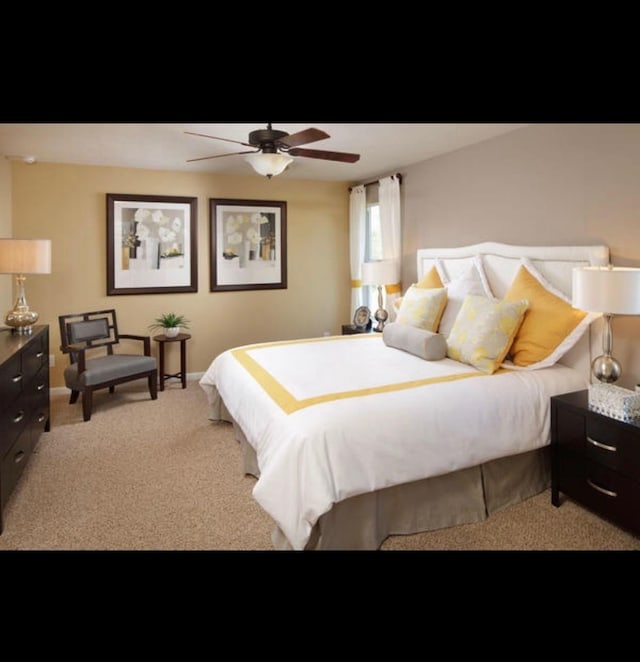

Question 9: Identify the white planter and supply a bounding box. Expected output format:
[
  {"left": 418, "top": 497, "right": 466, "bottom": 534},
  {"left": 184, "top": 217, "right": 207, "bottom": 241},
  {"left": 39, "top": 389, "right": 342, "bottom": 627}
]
[{"left": 164, "top": 327, "right": 180, "bottom": 338}]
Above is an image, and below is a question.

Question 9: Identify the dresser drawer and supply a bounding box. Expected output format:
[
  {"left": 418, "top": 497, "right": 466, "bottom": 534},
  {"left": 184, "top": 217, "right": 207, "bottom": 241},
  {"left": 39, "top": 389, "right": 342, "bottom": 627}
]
[
  {"left": 0, "top": 429, "right": 32, "bottom": 510},
  {"left": 22, "top": 333, "right": 47, "bottom": 379},
  {"left": 0, "top": 402, "right": 30, "bottom": 460},
  {"left": 586, "top": 414, "right": 640, "bottom": 478},
  {"left": 557, "top": 452, "right": 640, "bottom": 534},
  {"left": 0, "top": 352, "right": 24, "bottom": 405}
]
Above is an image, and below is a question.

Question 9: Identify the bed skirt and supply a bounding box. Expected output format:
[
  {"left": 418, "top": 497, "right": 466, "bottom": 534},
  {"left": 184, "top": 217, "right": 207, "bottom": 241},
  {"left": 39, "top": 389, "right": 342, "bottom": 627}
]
[{"left": 228, "top": 417, "right": 550, "bottom": 551}]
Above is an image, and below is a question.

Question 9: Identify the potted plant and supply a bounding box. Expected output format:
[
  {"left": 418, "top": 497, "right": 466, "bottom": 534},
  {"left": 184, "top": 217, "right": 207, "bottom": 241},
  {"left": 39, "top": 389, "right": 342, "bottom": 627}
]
[{"left": 148, "top": 313, "right": 191, "bottom": 338}]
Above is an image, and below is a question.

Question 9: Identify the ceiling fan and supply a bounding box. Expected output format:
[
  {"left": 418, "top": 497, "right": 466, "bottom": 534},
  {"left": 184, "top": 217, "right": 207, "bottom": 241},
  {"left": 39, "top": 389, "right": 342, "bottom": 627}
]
[{"left": 185, "top": 123, "right": 360, "bottom": 177}]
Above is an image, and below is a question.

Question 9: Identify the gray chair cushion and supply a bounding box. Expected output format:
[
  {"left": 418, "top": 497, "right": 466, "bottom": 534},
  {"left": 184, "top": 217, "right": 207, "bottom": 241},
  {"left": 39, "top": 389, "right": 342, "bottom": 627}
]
[{"left": 64, "top": 354, "right": 157, "bottom": 389}]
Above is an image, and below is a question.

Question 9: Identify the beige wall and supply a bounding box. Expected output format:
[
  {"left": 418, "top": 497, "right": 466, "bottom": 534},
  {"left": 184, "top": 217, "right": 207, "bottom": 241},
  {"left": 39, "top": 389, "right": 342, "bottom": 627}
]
[
  {"left": 401, "top": 123, "right": 640, "bottom": 388},
  {"left": 0, "top": 157, "right": 11, "bottom": 317},
  {"left": 11, "top": 162, "right": 350, "bottom": 387}
]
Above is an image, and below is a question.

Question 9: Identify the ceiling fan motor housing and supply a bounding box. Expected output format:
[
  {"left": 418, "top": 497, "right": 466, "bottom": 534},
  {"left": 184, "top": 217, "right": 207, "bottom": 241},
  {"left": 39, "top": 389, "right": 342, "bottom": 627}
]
[{"left": 249, "top": 128, "right": 289, "bottom": 153}]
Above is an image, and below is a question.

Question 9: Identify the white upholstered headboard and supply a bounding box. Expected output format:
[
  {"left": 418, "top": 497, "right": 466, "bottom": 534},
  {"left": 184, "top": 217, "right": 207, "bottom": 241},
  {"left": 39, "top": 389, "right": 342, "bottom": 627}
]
[{"left": 415, "top": 242, "right": 610, "bottom": 377}]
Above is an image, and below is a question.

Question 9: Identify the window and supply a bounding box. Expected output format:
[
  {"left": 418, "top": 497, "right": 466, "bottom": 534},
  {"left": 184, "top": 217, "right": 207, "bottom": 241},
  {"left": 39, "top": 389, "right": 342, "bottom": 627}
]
[{"left": 364, "top": 202, "right": 381, "bottom": 311}]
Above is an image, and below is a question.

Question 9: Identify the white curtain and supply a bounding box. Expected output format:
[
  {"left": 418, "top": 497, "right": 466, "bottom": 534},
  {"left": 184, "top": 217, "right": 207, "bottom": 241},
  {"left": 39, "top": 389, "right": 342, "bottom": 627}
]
[
  {"left": 378, "top": 175, "right": 402, "bottom": 319},
  {"left": 349, "top": 185, "right": 367, "bottom": 315}
]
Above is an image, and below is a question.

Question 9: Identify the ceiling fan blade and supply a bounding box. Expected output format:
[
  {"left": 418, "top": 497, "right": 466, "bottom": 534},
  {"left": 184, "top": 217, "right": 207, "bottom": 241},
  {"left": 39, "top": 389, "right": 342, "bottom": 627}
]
[
  {"left": 186, "top": 150, "right": 259, "bottom": 163},
  {"left": 288, "top": 148, "right": 360, "bottom": 163},
  {"left": 184, "top": 131, "right": 254, "bottom": 148},
  {"left": 277, "top": 128, "right": 329, "bottom": 148}
]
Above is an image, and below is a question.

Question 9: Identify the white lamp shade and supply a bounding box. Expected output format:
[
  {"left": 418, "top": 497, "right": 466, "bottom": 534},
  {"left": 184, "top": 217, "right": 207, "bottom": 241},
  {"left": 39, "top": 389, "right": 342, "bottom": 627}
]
[
  {"left": 361, "top": 259, "right": 400, "bottom": 286},
  {"left": 245, "top": 153, "right": 293, "bottom": 177},
  {"left": 0, "top": 239, "right": 52, "bottom": 274},
  {"left": 572, "top": 266, "right": 640, "bottom": 314}
]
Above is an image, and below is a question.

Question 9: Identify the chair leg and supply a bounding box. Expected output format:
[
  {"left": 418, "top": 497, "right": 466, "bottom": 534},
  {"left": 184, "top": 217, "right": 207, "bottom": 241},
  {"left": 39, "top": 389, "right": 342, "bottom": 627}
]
[
  {"left": 109, "top": 385, "right": 115, "bottom": 394},
  {"left": 69, "top": 390, "right": 80, "bottom": 404},
  {"left": 82, "top": 390, "right": 93, "bottom": 422},
  {"left": 149, "top": 371, "right": 158, "bottom": 400}
]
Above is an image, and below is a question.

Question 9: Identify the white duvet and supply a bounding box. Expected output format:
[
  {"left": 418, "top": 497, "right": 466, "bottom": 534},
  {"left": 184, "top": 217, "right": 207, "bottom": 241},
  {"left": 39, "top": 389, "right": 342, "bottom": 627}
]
[{"left": 199, "top": 334, "right": 587, "bottom": 550}]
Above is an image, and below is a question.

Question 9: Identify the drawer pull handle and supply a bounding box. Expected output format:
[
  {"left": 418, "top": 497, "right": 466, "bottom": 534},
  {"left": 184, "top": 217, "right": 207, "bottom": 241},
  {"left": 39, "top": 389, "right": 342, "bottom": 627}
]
[
  {"left": 37, "top": 414, "right": 46, "bottom": 423},
  {"left": 36, "top": 351, "right": 44, "bottom": 358},
  {"left": 37, "top": 383, "right": 45, "bottom": 391},
  {"left": 13, "top": 411, "right": 25, "bottom": 424},
  {"left": 14, "top": 450, "right": 25, "bottom": 464},
  {"left": 587, "top": 436, "right": 617, "bottom": 453},
  {"left": 12, "top": 374, "right": 23, "bottom": 383},
  {"left": 587, "top": 478, "right": 618, "bottom": 498}
]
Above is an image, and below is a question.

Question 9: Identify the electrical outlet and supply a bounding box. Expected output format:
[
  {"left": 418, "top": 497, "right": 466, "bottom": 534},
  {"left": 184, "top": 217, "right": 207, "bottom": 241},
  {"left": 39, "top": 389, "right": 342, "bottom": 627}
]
[
  {"left": 49, "top": 354, "right": 55, "bottom": 367},
  {"left": 323, "top": 331, "right": 331, "bottom": 337}
]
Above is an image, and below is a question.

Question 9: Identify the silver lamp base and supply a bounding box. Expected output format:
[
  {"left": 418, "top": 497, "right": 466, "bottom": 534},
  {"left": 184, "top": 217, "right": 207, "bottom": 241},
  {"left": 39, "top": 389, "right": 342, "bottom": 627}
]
[
  {"left": 373, "top": 285, "right": 389, "bottom": 332},
  {"left": 591, "top": 354, "right": 621, "bottom": 383},
  {"left": 5, "top": 274, "right": 38, "bottom": 335}
]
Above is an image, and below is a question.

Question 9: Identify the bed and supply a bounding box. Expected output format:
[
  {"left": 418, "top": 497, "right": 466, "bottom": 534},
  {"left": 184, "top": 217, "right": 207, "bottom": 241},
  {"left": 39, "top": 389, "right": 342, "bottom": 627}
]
[{"left": 200, "top": 242, "right": 609, "bottom": 550}]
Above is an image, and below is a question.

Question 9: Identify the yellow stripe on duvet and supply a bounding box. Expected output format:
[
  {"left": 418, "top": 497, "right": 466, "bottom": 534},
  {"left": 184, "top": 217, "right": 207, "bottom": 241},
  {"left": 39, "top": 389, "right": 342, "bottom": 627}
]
[{"left": 231, "top": 337, "right": 490, "bottom": 415}]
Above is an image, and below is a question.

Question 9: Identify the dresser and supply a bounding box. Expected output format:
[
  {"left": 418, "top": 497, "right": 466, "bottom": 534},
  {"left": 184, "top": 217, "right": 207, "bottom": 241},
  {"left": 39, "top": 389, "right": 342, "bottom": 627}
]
[
  {"left": 0, "top": 326, "right": 50, "bottom": 534},
  {"left": 551, "top": 389, "right": 640, "bottom": 536}
]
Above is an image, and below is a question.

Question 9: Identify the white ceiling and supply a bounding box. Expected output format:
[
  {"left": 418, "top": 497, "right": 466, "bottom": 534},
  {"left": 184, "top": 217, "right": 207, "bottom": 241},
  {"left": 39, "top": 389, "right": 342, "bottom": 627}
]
[{"left": 0, "top": 123, "right": 529, "bottom": 182}]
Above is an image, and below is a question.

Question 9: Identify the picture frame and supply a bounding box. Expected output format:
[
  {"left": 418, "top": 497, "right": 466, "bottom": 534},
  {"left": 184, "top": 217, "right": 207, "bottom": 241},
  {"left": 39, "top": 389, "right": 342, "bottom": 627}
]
[
  {"left": 210, "top": 198, "right": 287, "bottom": 292},
  {"left": 107, "top": 193, "right": 198, "bottom": 295},
  {"left": 353, "top": 305, "right": 371, "bottom": 329}
]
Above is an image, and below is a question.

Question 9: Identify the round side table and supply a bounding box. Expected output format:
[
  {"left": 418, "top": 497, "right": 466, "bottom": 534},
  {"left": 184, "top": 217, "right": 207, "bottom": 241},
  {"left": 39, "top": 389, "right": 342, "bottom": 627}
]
[{"left": 153, "top": 333, "right": 191, "bottom": 390}]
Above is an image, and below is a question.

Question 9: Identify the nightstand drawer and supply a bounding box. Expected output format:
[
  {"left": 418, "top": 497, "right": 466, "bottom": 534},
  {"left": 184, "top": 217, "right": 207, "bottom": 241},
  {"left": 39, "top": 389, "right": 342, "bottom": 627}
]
[
  {"left": 586, "top": 414, "right": 640, "bottom": 477},
  {"left": 558, "top": 453, "right": 640, "bottom": 533}
]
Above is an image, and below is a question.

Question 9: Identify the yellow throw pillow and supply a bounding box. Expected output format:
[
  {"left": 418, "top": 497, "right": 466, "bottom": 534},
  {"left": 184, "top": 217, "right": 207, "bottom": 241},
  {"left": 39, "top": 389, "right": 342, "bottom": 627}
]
[
  {"left": 396, "top": 286, "right": 447, "bottom": 332},
  {"left": 504, "top": 262, "right": 593, "bottom": 369},
  {"left": 416, "top": 265, "right": 444, "bottom": 289},
  {"left": 447, "top": 295, "right": 529, "bottom": 374}
]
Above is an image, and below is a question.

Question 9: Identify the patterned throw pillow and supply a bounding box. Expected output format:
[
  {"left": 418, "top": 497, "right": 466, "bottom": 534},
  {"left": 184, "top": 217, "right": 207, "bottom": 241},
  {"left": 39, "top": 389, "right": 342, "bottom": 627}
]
[
  {"left": 447, "top": 294, "right": 529, "bottom": 374},
  {"left": 437, "top": 259, "right": 494, "bottom": 338},
  {"left": 395, "top": 286, "right": 447, "bottom": 332}
]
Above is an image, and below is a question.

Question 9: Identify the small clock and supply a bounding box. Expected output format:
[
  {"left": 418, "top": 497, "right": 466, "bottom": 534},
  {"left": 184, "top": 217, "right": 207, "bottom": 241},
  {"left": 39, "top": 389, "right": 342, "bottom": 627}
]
[{"left": 353, "top": 306, "right": 371, "bottom": 329}]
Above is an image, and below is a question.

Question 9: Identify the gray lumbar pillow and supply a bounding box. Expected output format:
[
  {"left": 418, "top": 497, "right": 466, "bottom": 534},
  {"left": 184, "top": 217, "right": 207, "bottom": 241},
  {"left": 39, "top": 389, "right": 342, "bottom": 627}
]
[{"left": 382, "top": 322, "right": 447, "bottom": 360}]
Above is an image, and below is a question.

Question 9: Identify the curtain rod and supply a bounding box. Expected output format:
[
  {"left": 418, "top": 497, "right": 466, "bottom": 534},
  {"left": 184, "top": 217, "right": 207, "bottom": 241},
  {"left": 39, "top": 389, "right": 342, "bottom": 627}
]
[{"left": 348, "top": 173, "right": 402, "bottom": 192}]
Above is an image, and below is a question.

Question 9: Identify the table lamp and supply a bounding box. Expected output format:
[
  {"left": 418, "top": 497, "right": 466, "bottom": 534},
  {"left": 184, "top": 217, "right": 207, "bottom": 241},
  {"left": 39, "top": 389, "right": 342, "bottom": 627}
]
[
  {"left": 361, "top": 259, "right": 400, "bottom": 332},
  {"left": 0, "top": 238, "right": 52, "bottom": 335},
  {"left": 572, "top": 265, "right": 640, "bottom": 383}
]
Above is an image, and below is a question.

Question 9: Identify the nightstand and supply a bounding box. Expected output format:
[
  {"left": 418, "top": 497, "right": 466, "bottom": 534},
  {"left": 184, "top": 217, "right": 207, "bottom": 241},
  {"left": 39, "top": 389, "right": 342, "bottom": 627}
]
[
  {"left": 551, "top": 389, "right": 640, "bottom": 536},
  {"left": 342, "top": 324, "right": 373, "bottom": 335}
]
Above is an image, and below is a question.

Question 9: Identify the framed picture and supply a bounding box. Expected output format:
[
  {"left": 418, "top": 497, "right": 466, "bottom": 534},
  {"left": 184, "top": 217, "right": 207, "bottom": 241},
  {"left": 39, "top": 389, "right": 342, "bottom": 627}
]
[
  {"left": 210, "top": 198, "right": 287, "bottom": 292},
  {"left": 106, "top": 193, "right": 198, "bottom": 295},
  {"left": 353, "top": 306, "right": 371, "bottom": 329}
]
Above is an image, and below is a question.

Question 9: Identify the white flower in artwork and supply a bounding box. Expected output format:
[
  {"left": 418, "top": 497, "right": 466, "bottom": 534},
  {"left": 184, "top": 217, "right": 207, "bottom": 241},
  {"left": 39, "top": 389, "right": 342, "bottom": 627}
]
[
  {"left": 258, "top": 214, "right": 270, "bottom": 224},
  {"left": 134, "top": 208, "right": 151, "bottom": 223},
  {"left": 158, "top": 227, "right": 177, "bottom": 243},
  {"left": 136, "top": 222, "right": 150, "bottom": 240},
  {"left": 228, "top": 231, "right": 243, "bottom": 245},
  {"left": 251, "top": 212, "right": 262, "bottom": 224},
  {"left": 226, "top": 215, "right": 240, "bottom": 233},
  {"left": 151, "top": 210, "right": 169, "bottom": 225},
  {"left": 246, "top": 226, "right": 261, "bottom": 245},
  {"left": 172, "top": 217, "right": 182, "bottom": 232}
]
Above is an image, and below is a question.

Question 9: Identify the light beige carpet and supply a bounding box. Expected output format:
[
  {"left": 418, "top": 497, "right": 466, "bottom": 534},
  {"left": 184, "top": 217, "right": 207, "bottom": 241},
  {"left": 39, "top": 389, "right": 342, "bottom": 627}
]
[{"left": 1, "top": 381, "right": 638, "bottom": 551}]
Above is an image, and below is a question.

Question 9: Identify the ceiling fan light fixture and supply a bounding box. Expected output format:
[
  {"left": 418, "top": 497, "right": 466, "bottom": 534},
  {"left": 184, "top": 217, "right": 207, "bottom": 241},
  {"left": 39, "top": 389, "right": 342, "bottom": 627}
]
[{"left": 245, "top": 152, "right": 293, "bottom": 178}]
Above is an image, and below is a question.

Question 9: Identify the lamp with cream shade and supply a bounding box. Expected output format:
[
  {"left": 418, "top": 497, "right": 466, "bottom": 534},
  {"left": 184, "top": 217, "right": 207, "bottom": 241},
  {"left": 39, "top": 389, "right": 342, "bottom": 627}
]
[
  {"left": 361, "top": 259, "right": 400, "bottom": 332},
  {"left": 572, "top": 265, "right": 640, "bottom": 383},
  {"left": 0, "top": 239, "right": 52, "bottom": 335}
]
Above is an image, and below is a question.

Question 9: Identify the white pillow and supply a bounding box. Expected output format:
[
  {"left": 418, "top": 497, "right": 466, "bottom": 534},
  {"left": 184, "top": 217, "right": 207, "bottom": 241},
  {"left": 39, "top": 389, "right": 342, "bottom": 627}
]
[{"left": 437, "top": 257, "right": 494, "bottom": 338}]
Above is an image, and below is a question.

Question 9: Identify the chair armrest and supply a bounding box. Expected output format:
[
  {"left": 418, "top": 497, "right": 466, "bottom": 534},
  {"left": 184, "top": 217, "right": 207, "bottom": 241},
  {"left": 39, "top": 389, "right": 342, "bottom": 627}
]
[
  {"left": 119, "top": 333, "right": 152, "bottom": 356},
  {"left": 59, "top": 343, "right": 88, "bottom": 373}
]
